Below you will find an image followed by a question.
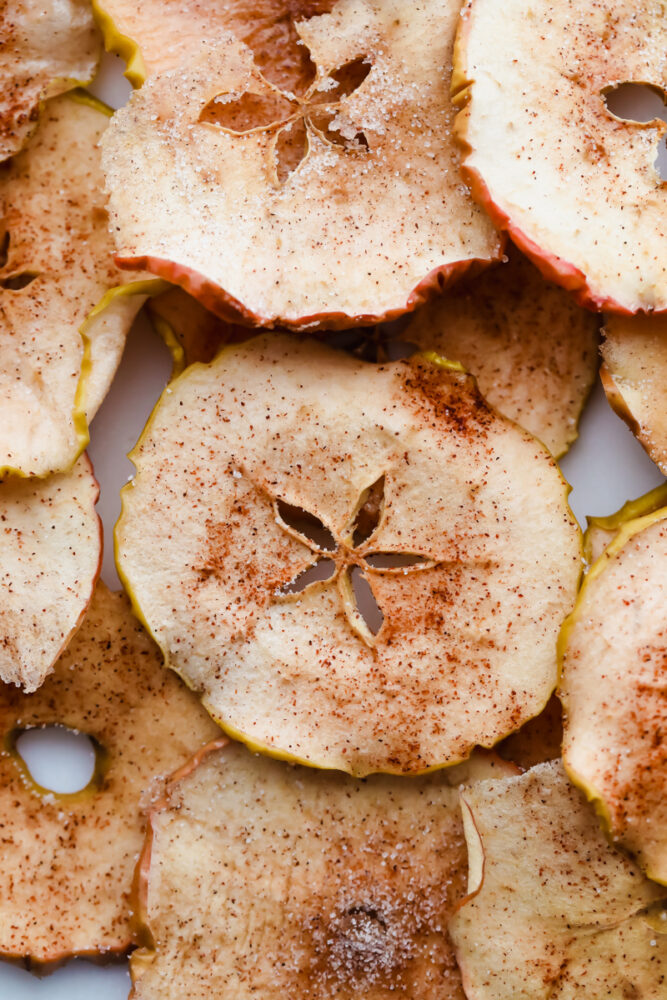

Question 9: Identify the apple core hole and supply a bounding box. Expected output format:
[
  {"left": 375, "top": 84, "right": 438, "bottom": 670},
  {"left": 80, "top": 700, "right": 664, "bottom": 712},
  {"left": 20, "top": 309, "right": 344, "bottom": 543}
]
[
  {"left": 14, "top": 726, "right": 97, "bottom": 794},
  {"left": 278, "top": 557, "right": 337, "bottom": 594},
  {"left": 1, "top": 271, "right": 38, "bottom": 290},
  {"left": 351, "top": 476, "right": 385, "bottom": 546},
  {"left": 603, "top": 82, "right": 667, "bottom": 180},
  {"left": 365, "top": 552, "right": 428, "bottom": 569},
  {"left": 350, "top": 565, "right": 384, "bottom": 635},
  {"left": 276, "top": 499, "right": 337, "bottom": 550}
]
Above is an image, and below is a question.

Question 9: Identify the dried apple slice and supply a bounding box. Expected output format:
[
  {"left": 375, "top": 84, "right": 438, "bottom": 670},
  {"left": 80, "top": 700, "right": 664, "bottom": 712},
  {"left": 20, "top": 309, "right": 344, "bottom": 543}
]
[
  {"left": 453, "top": 0, "right": 667, "bottom": 313},
  {"left": 0, "top": 581, "right": 219, "bottom": 962},
  {"left": 449, "top": 761, "right": 667, "bottom": 1000},
  {"left": 130, "top": 740, "right": 517, "bottom": 999},
  {"left": 0, "top": 454, "right": 101, "bottom": 692},
  {"left": 0, "top": 91, "right": 161, "bottom": 477},
  {"left": 584, "top": 482, "right": 667, "bottom": 564},
  {"left": 497, "top": 694, "right": 563, "bottom": 770},
  {"left": 601, "top": 314, "right": 667, "bottom": 473},
  {"left": 560, "top": 505, "right": 667, "bottom": 883},
  {"left": 102, "top": 0, "right": 502, "bottom": 330},
  {"left": 147, "top": 285, "right": 251, "bottom": 373},
  {"left": 0, "top": 0, "right": 101, "bottom": 161},
  {"left": 399, "top": 250, "right": 599, "bottom": 457},
  {"left": 116, "top": 335, "right": 582, "bottom": 775}
]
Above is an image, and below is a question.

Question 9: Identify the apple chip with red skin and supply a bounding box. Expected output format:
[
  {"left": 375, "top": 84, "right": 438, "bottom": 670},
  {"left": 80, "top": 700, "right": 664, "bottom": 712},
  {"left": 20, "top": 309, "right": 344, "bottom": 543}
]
[
  {"left": 449, "top": 761, "right": 667, "bottom": 1000},
  {"left": 130, "top": 740, "right": 516, "bottom": 1000},
  {"left": 453, "top": 0, "right": 667, "bottom": 313},
  {"left": 0, "top": 454, "right": 101, "bottom": 692},
  {"left": 0, "top": 0, "right": 100, "bottom": 161},
  {"left": 116, "top": 335, "right": 581, "bottom": 775},
  {"left": 0, "top": 91, "right": 159, "bottom": 477},
  {"left": 0, "top": 581, "right": 220, "bottom": 963},
  {"left": 102, "top": 0, "right": 502, "bottom": 331}
]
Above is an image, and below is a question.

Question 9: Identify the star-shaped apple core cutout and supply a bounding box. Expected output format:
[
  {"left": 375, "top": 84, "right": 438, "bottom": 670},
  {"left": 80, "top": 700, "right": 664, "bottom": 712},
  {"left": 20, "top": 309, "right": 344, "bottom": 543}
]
[
  {"left": 274, "top": 476, "right": 434, "bottom": 646},
  {"left": 199, "top": 55, "right": 371, "bottom": 184},
  {"left": 604, "top": 82, "right": 667, "bottom": 180}
]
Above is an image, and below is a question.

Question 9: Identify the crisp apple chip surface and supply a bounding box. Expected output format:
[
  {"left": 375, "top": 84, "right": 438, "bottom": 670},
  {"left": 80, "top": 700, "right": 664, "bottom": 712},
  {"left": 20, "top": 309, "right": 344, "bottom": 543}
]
[
  {"left": 0, "top": 454, "right": 101, "bottom": 692},
  {"left": 102, "top": 0, "right": 502, "bottom": 329},
  {"left": 453, "top": 0, "right": 667, "bottom": 313},
  {"left": 0, "top": 0, "right": 100, "bottom": 161},
  {"left": 560, "top": 507, "right": 667, "bottom": 884},
  {"left": 131, "top": 741, "right": 516, "bottom": 999},
  {"left": 0, "top": 582, "right": 219, "bottom": 962},
  {"left": 116, "top": 335, "right": 581, "bottom": 775},
  {"left": 601, "top": 314, "right": 667, "bottom": 474},
  {"left": 401, "top": 250, "right": 599, "bottom": 456},
  {"left": 449, "top": 761, "right": 667, "bottom": 1000},
  {"left": 0, "top": 91, "right": 156, "bottom": 477}
]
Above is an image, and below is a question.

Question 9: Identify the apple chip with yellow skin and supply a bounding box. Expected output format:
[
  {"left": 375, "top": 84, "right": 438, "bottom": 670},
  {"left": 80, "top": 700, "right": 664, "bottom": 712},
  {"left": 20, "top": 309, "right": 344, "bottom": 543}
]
[
  {"left": 449, "top": 761, "right": 667, "bottom": 1000},
  {"left": 601, "top": 314, "right": 667, "bottom": 474},
  {"left": 130, "top": 740, "right": 517, "bottom": 1000},
  {"left": 0, "top": 0, "right": 100, "bottom": 161},
  {"left": 101, "top": 0, "right": 502, "bottom": 331},
  {"left": 453, "top": 0, "right": 667, "bottom": 313},
  {"left": 0, "top": 91, "right": 161, "bottom": 477},
  {"left": 584, "top": 482, "right": 667, "bottom": 565},
  {"left": 0, "top": 581, "right": 219, "bottom": 963},
  {"left": 0, "top": 454, "right": 101, "bottom": 692},
  {"left": 116, "top": 335, "right": 581, "bottom": 775},
  {"left": 560, "top": 505, "right": 667, "bottom": 884}
]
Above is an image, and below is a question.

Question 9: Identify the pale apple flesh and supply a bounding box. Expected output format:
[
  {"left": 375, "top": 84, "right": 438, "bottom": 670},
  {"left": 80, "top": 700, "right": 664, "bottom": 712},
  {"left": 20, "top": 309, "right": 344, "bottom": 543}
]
[{"left": 584, "top": 482, "right": 667, "bottom": 565}]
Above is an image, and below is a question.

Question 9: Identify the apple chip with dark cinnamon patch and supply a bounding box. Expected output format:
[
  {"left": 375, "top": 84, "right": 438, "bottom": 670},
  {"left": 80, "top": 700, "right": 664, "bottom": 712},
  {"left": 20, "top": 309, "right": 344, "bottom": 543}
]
[
  {"left": 116, "top": 335, "right": 581, "bottom": 775},
  {"left": 0, "top": 0, "right": 101, "bottom": 161},
  {"left": 101, "top": 0, "right": 502, "bottom": 330},
  {"left": 130, "top": 741, "right": 517, "bottom": 999},
  {"left": 0, "top": 454, "right": 101, "bottom": 692},
  {"left": 0, "top": 581, "right": 219, "bottom": 963},
  {"left": 449, "top": 761, "right": 667, "bottom": 1000}
]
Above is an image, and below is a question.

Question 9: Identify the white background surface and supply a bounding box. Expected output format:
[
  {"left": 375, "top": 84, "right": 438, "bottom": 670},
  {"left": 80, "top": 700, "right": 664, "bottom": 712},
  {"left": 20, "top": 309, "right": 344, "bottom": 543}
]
[{"left": 1, "top": 49, "right": 665, "bottom": 1000}]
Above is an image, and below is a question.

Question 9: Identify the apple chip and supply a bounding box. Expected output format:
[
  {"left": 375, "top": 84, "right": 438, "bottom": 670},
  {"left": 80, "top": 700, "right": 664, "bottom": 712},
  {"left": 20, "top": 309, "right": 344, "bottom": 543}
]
[
  {"left": 449, "top": 761, "right": 667, "bottom": 1000},
  {"left": 116, "top": 335, "right": 581, "bottom": 775},
  {"left": 601, "top": 314, "right": 667, "bottom": 474},
  {"left": 399, "top": 250, "right": 599, "bottom": 457},
  {"left": 0, "top": 91, "right": 160, "bottom": 477},
  {"left": 147, "top": 285, "right": 251, "bottom": 373},
  {"left": 453, "top": 0, "right": 667, "bottom": 313},
  {"left": 101, "top": 0, "right": 502, "bottom": 330},
  {"left": 0, "top": 0, "right": 100, "bottom": 161},
  {"left": 497, "top": 694, "right": 562, "bottom": 770},
  {"left": 584, "top": 482, "right": 667, "bottom": 565},
  {"left": 0, "top": 454, "right": 101, "bottom": 692},
  {"left": 0, "top": 581, "right": 220, "bottom": 962},
  {"left": 560, "top": 506, "right": 667, "bottom": 884},
  {"left": 131, "top": 741, "right": 517, "bottom": 999}
]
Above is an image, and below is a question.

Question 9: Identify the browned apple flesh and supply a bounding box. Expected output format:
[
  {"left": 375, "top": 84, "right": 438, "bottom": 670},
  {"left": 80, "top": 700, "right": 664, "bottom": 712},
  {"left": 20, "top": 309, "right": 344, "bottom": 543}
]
[
  {"left": 560, "top": 506, "right": 667, "bottom": 884},
  {"left": 101, "top": 0, "right": 502, "bottom": 330},
  {"left": 453, "top": 0, "right": 667, "bottom": 313},
  {"left": 115, "top": 335, "right": 582, "bottom": 775},
  {"left": 130, "top": 741, "right": 517, "bottom": 999},
  {"left": 601, "top": 313, "right": 667, "bottom": 474},
  {"left": 0, "top": 454, "right": 101, "bottom": 691},
  {"left": 449, "top": 761, "right": 667, "bottom": 1000},
  {"left": 0, "top": 0, "right": 100, "bottom": 161},
  {"left": 0, "top": 582, "right": 220, "bottom": 962},
  {"left": 0, "top": 92, "right": 155, "bottom": 477}
]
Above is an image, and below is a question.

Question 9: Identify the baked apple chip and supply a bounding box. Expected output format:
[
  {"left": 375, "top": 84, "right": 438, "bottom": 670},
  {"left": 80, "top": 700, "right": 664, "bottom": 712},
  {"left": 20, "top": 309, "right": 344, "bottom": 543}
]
[
  {"left": 0, "top": 91, "right": 160, "bottom": 477},
  {"left": 116, "top": 335, "right": 581, "bottom": 775},
  {"left": 101, "top": 0, "right": 502, "bottom": 330},
  {"left": 560, "top": 504, "right": 667, "bottom": 884},
  {"left": 0, "top": 0, "right": 100, "bottom": 161},
  {"left": 449, "top": 761, "right": 667, "bottom": 1000},
  {"left": 0, "top": 581, "right": 219, "bottom": 962},
  {"left": 131, "top": 740, "right": 516, "bottom": 999},
  {"left": 584, "top": 482, "right": 667, "bottom": 564},
  {"left": 601, "top": 314, "right": 667, "bottom": 474},
  {"left": 453, "top": 0, "right": 667, "bottom": 313},
  {"left": 0, "top": 454, "right": 101, "bottom": 692}
]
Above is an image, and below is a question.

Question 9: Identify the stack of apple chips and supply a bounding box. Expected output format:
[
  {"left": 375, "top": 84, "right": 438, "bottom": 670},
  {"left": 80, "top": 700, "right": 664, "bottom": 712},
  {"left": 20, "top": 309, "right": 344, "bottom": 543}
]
[{"left": 1, "top": 0, "right": 666, "bottom": 996}]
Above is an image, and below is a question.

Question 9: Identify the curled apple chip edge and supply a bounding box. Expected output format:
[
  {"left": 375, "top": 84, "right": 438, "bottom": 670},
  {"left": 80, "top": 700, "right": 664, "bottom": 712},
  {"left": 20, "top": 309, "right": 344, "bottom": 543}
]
[
  {"left": 115, "top": 334, "right": 582, "bottom": 776},
  {"left": 0, "top": 453, "right": 101, "bottom": 692},
  {"left": 584, "top": 481, "right": 667, "bottom": 565},
  {"left": 101, "top": 0, "right": 503, "bottom": 331},
  {"left": 129, "top": 739, "right": 518, "bottom": 999},
  {"left": 449, "top": 761, "right": 667, "bottom": 1000},
  {"left": 0, "top": 88, "right": 164, "bottom": 479},
  {"left": 600, "top": 313, "right": 667, "bottom": 475},
  {"left": 0, "top": 0, "right": 101, "bottom": 162},
  {"left": 559, "top": 504, "right": 667, "bottom": 885},
  {"left": 0, "top": 580, "right": 220, "bottom": 963},
  {"left": 452, "top": 0, "right": 667, "bottom": 314}
]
